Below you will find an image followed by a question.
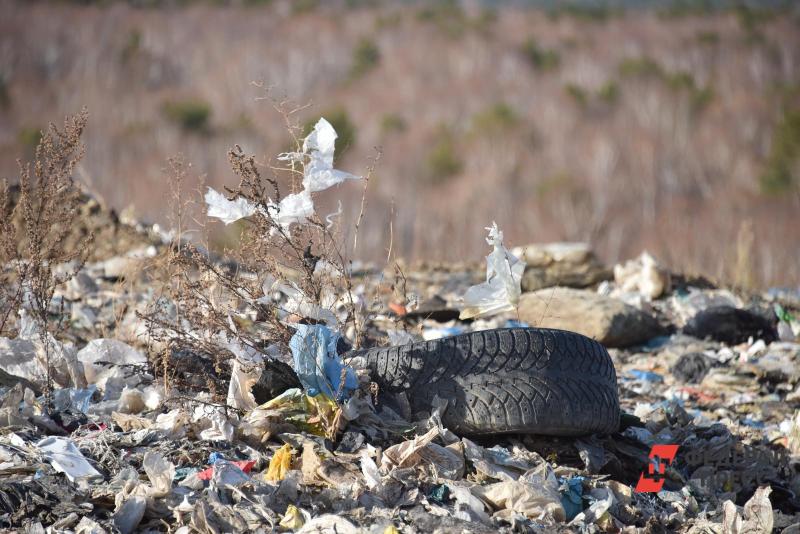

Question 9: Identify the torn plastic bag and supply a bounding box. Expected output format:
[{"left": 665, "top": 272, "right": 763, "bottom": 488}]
[
  {"left": 266, "top": 190, "right": 315, "bottom": 234},
  {"left": 280, "top": 504, "right": 311, "bottom": 530},
  {"left": 239, "top": 388, "right": 340, "bottom": 442},
  {"left": 198, "top": 460, "right": 255, "bottom": 481},
  {"left": 722, "top": 486, "right": 773, "bottom": 534},
  {"left": 142, "top": 451, "right": 175, "bottom": 498},
  {"left": 290, "top": 324, "right": 357, "bottom": 400},
  {"left": 569, "top": 487, "right": 614, "bottom": 526},
  {"left": 204, "top": 187, "right": 257, "bottom": 225},
  {"left": 36, "top": 436, "right": 103, "bottom": 483},
  {"left": 301, "top": 118, "right": 362, "bottom": 192},
  {"left": 462, "top": 438, "right": 541, "bottom": 481},
  {"left": 52, "top": 386, "right": 96, "bottom": 414},
  {"left": 460, "top": 222, "right": 525, "bottom": 320},
  {"left": 3, "top": 312, "right": 86, "bottom": 388},
  {"left": 210, "top": 460, "right": 251, "bottom": 489},
  {"left": 261, "top": 278, "right": 339, "bottom": 326}
]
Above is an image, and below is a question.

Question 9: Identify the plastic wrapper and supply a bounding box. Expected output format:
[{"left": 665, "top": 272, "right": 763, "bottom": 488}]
[
  {"left": 280, "top": 504, "right": 310, "bottom": 530},
  {"left": 460, "top": 223, "right": 525, "bottom": 320},
  {"left": 224, "top": 340, "right": 263, "bottom": 412},
  {"left": 142, "top": 451, "right": 175, "bottom": 498},
  {"left": 77, "top": 339, "right": 148, "bottom": 399},
  {"left": 113, "top": 495, "right": 146, "bottom": 534}
]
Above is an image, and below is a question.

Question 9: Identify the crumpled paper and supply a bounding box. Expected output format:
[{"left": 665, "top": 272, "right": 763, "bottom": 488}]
[{"left": 460, "top": 222, "right": 525, "bottom": 320}]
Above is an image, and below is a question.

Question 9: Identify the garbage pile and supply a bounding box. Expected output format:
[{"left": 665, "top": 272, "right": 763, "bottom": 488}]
[
  {"left": 2, "top": 116, "right": 799, "bottom": 532},
  {"left": 1, "top": 227, "right": 798, "bottom": 534}
]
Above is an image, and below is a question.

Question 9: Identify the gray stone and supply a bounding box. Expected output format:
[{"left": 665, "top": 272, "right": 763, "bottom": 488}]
[
  {"left": 513, "top": 243, "right": 611, "bottom": 292},
  {"left": 517, "top": 287, "right": 666, "bottom": 348}
]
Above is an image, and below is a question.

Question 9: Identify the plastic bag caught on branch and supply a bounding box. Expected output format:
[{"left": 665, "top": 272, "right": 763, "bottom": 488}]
[
  {"left": 206, "top": 117, "right": 360, "bottom": 231},
  {"left": 460, "top": 223, "right": 525, "bottom": 320},
  {"left": 300, "top": 118, "right": 361, "bottom": 192},
  {"left": 204, "top": 188, "right": 257, "bottom": 225}
]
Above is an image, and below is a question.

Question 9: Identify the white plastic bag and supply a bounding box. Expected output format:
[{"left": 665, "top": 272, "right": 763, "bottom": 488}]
[
  {"left": 301, "top": 118, "right": 361, "bottom": 192},
  {"left": 208, "top": 117, "right": 360, "bottom": 233},
  {"left": 204, "top": 187, "right": 257, "bottom": 225},
  {"left": 36, "top": 436, "right": 103, "bottom": 483},
  {"left": 460, "top": 223, "right": 525, "bottom": 319}
]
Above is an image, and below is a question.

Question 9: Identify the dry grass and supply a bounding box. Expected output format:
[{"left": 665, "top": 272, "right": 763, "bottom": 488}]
[{"left": 0, "top": 109, "right": 93, "bottom": 397}]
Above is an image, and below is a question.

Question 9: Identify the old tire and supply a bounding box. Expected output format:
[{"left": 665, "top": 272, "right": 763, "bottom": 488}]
[{"left": 351, "top": 327, "right": 620, "bottom": 436}]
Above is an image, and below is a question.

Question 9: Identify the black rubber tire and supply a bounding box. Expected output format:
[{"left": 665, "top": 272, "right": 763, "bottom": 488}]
[{"left": 350, "top": 327, "right": 620, "bottom": 436}]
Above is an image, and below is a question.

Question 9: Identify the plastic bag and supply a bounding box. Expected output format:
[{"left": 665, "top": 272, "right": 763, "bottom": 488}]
[
  {"left": 266, "top": 190, "right": 315, "bottom": 234},
  {"left": 460, "top": 223, "right": 525, "bottom": 320},
  {"left": 301, "top": 118, "right": 361, "bottom": 192},
  {"left": 289, "top": 324, "right": 357, "bottom": 400},
  {"left": 36, "top": 436, "right": 103, "bottom": 483},
  {"left": 204, "top": 187, "right": 257, "bottom": 225}
]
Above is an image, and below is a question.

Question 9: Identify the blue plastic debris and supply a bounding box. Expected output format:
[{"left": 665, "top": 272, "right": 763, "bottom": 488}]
[
  {"left": 504, "top": 319, "right": 530, "bottom": 329},
  {"left": 559, "top": 476, "right": 584, "bottom": 521},
  {"left": 289, "top": 324, "right": 358, "bottom": 401},
  {"left": 627, "top": 370, "right": 664, "bottom": 383},
  {"left": 208, "top": 452, "right": 225, "bottom": 464}
]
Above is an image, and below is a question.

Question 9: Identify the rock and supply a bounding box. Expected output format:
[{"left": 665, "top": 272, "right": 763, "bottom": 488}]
[
  {"left": 517, "top": 287, "right": 666, "bottom": 348},
  {"left": 64, "top": 271, "right": 99, "bottom": 300},
  {"left": 682, "top": 306, "right": 777, "bottom": 345},
  {"left": 512, "top": 243, "right": 611, "bottom": 292}
]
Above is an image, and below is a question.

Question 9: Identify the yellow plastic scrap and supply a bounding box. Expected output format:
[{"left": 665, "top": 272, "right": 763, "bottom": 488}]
[
  {"left": 279, "top": 504, "right": 306, "bottom": 530},
  {"left": 265, "top": 444, "right": 293, "bottom": 482},
  {"left": 383, "top": 526, "right": 401, "bottom": 534}
]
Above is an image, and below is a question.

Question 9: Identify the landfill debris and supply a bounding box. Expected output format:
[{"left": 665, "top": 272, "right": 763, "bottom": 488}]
[
  {"left": 289, "top": 324, "right": 358, "bottom": 400},
  {"left": 1, "top": 189, "right": 800, "bottom": 532},
  {"left": 35, "top": 437, "right": 103, "bottom": 483},
  {"left": 614, "top": 251, "right": 672, "bottom": 300}
]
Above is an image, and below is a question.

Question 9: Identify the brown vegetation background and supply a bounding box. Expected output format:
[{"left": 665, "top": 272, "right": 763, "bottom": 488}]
[{"left": 1, "top": 0, "right": 799, "bottom": 288}]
